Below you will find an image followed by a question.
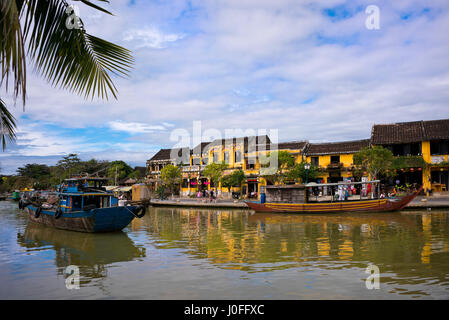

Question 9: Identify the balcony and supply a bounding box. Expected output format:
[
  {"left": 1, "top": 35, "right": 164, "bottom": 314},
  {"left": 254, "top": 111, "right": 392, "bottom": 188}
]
[
  {"left": 327, "top": 162, "right": 343, "bottom": 170},
  {"left": 431, "top": 155, "right": 448, "bottom": 164},
  {"left": 182, "top": 165, "right": 201, "bottom": 172}
]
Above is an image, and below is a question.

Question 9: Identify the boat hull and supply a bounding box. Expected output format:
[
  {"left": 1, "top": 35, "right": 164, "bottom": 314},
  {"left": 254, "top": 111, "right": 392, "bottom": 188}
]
[
  {"left": 245, "top": 187, "right": 421, "bottom": 214},
  {"left": 24, "top": 205, "right": 138, "bottom": 233}
]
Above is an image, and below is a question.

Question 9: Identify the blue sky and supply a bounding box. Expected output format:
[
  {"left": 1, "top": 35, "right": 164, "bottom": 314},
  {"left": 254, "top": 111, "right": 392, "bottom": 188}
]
[{"left": 1, "top": 0, "right": 449, "bottom": 174}]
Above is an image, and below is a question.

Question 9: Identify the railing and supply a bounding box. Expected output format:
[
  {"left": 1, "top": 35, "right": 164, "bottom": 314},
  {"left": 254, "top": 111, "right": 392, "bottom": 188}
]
[
  {"left": 181, "top": 165, "right": 201, "bottom": 172},
  {"left": 327, "top": 162, "right": 343, "bottom": 169}
]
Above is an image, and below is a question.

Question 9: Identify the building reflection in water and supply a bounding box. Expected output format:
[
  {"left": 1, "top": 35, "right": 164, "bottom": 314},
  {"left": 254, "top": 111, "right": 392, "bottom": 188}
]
[{"left": 144, "top": 207, "right": 449, "bottom": 286}]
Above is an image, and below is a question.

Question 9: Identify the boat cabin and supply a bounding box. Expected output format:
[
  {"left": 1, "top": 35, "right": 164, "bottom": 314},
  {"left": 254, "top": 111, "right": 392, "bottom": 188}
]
[
  {"left": 59, "top": 177, "right": 118, "bottom": 213},
  {"left": 263, "top": 180, "right": 382, "bottom": 204}
]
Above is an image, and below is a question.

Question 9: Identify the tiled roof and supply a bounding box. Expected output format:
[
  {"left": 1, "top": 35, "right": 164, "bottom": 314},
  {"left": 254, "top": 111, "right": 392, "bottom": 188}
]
[
  {"left": 192, "top": 142, "right": 211, "bottom": 155},
  {"left": 371, "top": 119, "right": 449, "bottom": 144},
  {"left": 423, "top": 119, "right": 449, "bottom": 141},
  {"left": 305, "top": 139, "right": 370, "bottom": 155},
  {"left": 193, "top": 135, "right": 272, "bottom": 153},
  {"left": 148, "top": 149, "right": 172, "bottom": 161},
  {"left": 277, "top": 141, "right": 308, "bottom": 151},
  {"left": 148, "top": 148, "right": 190, "bottom": 162}
]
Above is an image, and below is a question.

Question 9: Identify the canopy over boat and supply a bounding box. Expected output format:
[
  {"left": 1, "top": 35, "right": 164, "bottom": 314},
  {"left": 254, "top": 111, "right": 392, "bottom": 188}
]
[
  {"left": 245, "top": 181, "right": 422, "bottom": 214},
  {"left": 305, "top": 180, "right": 381, "bottom": 187}
]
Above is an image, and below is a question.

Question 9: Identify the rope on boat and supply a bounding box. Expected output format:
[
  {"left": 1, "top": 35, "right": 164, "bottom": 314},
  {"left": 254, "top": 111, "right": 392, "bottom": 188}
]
[{"left": 123, "top": 204, "right": 146, "bottom": 219}]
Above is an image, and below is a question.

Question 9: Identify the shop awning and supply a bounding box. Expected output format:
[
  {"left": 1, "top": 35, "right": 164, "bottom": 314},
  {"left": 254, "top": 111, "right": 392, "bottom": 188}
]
[{"left": 117, "top": 186, "right": 132, "bottom": 192}]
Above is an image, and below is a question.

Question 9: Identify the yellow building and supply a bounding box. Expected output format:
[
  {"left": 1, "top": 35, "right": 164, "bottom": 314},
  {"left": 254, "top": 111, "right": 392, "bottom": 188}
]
[
  {"left": 180, "top": 136, "right": 308, "bottom": 199},
  {"left": 146, "top": 118, "right": 449, "bottom": 198},
  {"left": 371, "top": 119, "right": 449, "bottom": 194},
  {"left": 146, "top": 136, "right": 309, "bottom": 199},
  {"left": 304, "top": 139, "right": 370, "bottom": 183}
]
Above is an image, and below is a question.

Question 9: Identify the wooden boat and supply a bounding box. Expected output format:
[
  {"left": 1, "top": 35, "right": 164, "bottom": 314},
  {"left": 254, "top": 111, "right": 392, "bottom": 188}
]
[
  {"left": 18, "top": 177, "right": 147, "bottom": 233},
  {"left": 245, "top": 181, "right": 422, "bottom": 214}
]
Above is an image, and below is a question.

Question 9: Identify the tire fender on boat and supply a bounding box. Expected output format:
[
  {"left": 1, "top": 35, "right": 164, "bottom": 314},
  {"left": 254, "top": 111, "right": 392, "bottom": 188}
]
[
  {"left": 133, "top": 205, "right": 146, "bottom": 218},
  {"left": 54, "top": 207, "right": 63, "bottom": 219},
  {"left": 35, "top": 206, "right": 42, "bottom": 218}
]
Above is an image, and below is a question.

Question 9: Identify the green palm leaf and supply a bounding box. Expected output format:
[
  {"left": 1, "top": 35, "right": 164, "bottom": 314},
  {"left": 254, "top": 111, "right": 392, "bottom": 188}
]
[
  {"left": 0, "top": 98, "right": 17, "bottom": 151},
  {"left": 23, "top": 0, "right": 134, "bottom": 100},
  {"left": 0, "top": 0, "right": 134, "bottom": 149}
]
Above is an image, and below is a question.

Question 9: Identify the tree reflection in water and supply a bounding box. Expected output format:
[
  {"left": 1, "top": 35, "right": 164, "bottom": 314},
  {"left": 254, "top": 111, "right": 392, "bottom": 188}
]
[{"left": 143, "top": 207, "right": 449, "bottom": 294}]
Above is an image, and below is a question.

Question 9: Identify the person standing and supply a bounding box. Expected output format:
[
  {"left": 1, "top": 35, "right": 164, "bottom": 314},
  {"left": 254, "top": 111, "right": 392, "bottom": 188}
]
[{"left": 209, "top": 189, "right": 214, "bottom": 202}]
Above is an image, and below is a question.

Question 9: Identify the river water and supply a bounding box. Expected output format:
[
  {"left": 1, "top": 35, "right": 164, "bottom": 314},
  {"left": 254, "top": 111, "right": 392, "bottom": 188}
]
[{"left": 1, "top": 200, "right": 448, "bottom": 299}]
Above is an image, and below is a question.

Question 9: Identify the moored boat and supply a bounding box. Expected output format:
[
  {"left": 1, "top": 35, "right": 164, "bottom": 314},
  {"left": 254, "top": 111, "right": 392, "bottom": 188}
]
[
  {"left": 245, "top": 181, "right": 422, "bottom": 214},
  {"left": 18, "top": 177, "right": 147, "bottom": 233}
]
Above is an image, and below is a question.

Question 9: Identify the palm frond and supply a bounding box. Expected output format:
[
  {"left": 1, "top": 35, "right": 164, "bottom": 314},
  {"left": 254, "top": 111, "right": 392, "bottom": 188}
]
[
  {"left": 0, "top": 0, "right": 27, "bottom": 105},
  {"left": 23, "top": 0, "right": 134, "bottom": 100},
  {"left": 0, "top": 0, "right": 134, "bottom": 150},
  {"left": 79, "top": 0, "right": 113, "bottom": 15},
  {"left": 0, "top": 98, "right": 17, "bottom": 150}
]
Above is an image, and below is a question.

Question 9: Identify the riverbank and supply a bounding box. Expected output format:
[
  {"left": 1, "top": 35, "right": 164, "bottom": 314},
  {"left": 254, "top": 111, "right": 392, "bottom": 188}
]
[{"left": 150, "top": 196, "right": 449, "bottom": 210}]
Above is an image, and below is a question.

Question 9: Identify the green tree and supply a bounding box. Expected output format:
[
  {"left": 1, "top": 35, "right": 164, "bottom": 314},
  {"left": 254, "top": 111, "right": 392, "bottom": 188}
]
[
  {"left": 128, "top": 169, "right": 142, "bottom": 180},
  {"left": 202, "top": 162, "right": 228, "bottom": 196},
  {"left": 107, "top": 160, "right": 133, "bottom": 185},
  {"left": 0, "top": 1, "right": 133, "bottom": 149},
  {"left": 78, "top": 159, "right": 110, "bottom": 175},
  {"left": 56, "top": 153, "right": 81, "bottom": 178},
  {"left": 160, "top": 164, "right": 182, "bottom": 196},
  {"left": 288, "top": 161, "right": 319, "bottom": 183},
  {"left": 17, "top": 163, "right": 50, "bottom": 179},
  {"left": 353, "top": 146, "right": 395, "bottom": 180},
  {"left": 260, "top": 151, "right": 295, "bottom": 184},
  {"left": 221, "top": 169, "right": 246, "bottom": 198}
]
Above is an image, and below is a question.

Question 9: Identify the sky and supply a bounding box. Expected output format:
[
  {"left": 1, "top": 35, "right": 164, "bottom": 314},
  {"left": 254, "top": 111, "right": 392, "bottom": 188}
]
[{"left": 1, "top": 0, "right": 449, "bottom": 174}]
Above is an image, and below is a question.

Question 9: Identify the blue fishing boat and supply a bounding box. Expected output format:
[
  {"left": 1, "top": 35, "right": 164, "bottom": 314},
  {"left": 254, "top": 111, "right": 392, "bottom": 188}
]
[{"left": 18, "top": 177, "right": 146, "bottom": 233}]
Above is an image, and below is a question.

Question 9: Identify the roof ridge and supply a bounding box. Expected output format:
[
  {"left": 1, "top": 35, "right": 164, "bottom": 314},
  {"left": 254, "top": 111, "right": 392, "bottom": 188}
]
[{"left": 308, "top": 138, "right": 370, "bottom": 145}]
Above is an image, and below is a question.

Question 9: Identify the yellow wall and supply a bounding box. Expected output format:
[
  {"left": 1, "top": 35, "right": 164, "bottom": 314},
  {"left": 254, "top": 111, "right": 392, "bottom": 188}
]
[{"left": 422, "top": 141, "right": 432, "bottom": 192}]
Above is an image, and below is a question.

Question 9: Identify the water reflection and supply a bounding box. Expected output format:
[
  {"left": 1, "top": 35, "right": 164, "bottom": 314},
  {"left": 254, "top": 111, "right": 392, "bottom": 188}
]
[
  {"left": 2, "top": 201, "right": 449, "bottom": 299},
  {"left": 143, "top": 208, "right": 449, "bottom": 295},
  {"left": 17, "top": 223, "right": 146, "bottom": 284}
]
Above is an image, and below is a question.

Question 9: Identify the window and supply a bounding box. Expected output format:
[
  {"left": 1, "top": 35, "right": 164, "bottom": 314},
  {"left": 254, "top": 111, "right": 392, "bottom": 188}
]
[
  {"left": 224, "top": 152, "right": 230, "bottom": 163},
  {"left": 213, "top": 152, "right": 218, "bottom": 163},
  {"left": 192, "top": 157, "right": 201, "bottom": 165},
  {"left": 410, "top": 143, "right": 421, "bottom": 155},
  {"left": 391, "top": 143, "right": 422, "bottom": 156},
  {"left": 246, "top": 157, "right": 256, "bottom": 169},
  {"left": 311, "top": 157, "right": 319, "bottom": 166},
  {"left": 235, "top": 150, "right": 242, "bottom": 163},
  {"left": 202, "top": 157, "right": 208, "bottom": 165},
  {"left": 431, "top": 140, "right": 449, "bottom": 155},
  {"left": 330, "top": 155, "right": 340, "bottom": 164}
]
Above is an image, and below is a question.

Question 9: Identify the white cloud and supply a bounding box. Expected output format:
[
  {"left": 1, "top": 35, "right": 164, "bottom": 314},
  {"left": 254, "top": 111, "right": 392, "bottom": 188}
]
[
  {"left": 2, "top": 0, "right": 449, "bottom": 174},
  {"left": 108, "top": 121, "right": 167, "bottom": 134},
  {"left": 123, "top": 27, "right": 185, "bottom": 49}
]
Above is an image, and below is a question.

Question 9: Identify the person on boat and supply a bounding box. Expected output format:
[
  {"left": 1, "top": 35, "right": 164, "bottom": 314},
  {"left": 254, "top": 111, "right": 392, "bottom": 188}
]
[
  {"left": 367, "top": 183, "right": 372, "bottom": 199},
  {"left": 338, "top": 185, "right": 344, "bottom": 201},
  {"left": 197, "top": 190, "right": 201, "bottom": 202},
  {"left": 392, "top": 187, "right": 397, "bottom": 197}
]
